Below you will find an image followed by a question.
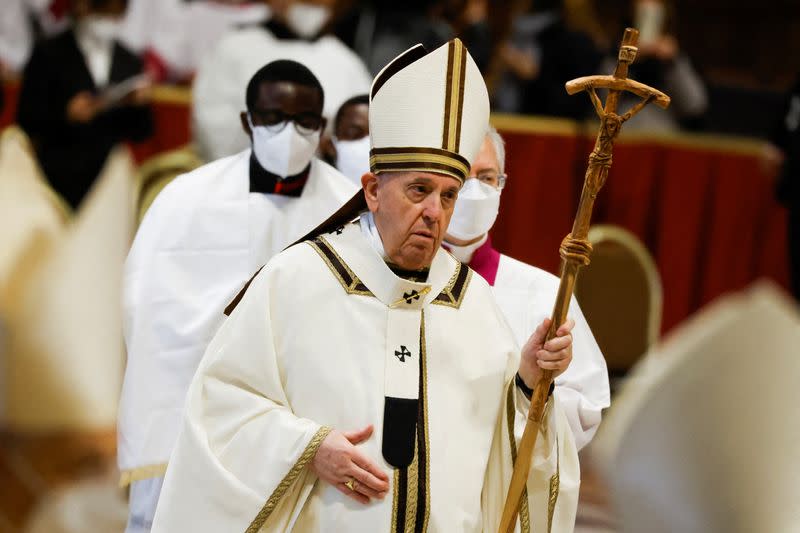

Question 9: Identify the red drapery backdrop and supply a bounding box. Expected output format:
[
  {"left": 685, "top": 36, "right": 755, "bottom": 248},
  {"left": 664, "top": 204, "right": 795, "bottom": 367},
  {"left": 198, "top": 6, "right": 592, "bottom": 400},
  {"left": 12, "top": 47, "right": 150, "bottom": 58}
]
[
  {"left": 492, "top": 116, "right": 790, "bottom": 333},
  {"left": 2, "top": 83, "right": 790, "bottom": 334}
]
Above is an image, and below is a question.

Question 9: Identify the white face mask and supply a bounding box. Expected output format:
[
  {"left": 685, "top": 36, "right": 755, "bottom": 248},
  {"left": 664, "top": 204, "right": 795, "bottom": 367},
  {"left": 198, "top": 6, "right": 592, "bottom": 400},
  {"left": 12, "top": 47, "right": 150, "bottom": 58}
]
[
  {"left": 285, "top": 2, "right": 331, "bottom": 39},
  {"left": 248, "top": 115, "right": 320, "bottom": 178},
  {"left": 332, "top": 135, "right": 370, "bottom": 185},
  {"left": 80, "top": 16, "right": 121, "bottom": 44},
  {"left": 447, "top": 178, "right": 501, "bottom": 241}
]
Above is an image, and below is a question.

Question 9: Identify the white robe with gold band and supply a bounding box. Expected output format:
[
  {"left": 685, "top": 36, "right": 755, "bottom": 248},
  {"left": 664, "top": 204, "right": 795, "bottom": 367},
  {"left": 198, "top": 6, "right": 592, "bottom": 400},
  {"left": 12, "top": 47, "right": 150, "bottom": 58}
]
[
  {"left": 448, "top": 238, "right": 610, "bottom": 451},
  {"left": 151, "top": 221, "right": 579, "bottom": 532},
  {"left": 117, "top": 151, "right": 356, "bottom": 528}
]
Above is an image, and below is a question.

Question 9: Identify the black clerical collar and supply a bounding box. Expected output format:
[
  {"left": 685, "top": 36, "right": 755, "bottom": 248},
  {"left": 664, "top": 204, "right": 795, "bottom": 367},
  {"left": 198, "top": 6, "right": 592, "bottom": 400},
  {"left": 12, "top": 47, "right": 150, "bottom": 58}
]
[
  {"left": 263, "top": 19, "right": 321, "bottom": 42},
  {"left": 387, "top": 264, "right": 430, "bottom": 283},
  {"left": 249, "top": 154, "right": 310, "bottom": 197}
]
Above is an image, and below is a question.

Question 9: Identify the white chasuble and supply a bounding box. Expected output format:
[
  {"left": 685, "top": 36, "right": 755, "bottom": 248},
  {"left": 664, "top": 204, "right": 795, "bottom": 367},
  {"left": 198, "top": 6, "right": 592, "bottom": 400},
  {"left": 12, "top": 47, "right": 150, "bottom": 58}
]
[
  {"left": 492, "top": 255, "right": 610, "bottom": 451},
  {"left": 118, "top": 151, "right": 356, "bottom": 484},
  {"left": 151, "top": 221, "right": 579, "bottom": 532}
]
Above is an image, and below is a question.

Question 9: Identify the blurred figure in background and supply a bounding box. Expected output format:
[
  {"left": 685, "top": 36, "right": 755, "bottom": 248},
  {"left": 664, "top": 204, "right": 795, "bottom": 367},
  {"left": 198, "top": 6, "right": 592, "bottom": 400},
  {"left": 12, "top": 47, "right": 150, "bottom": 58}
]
[
  {"left": 591, "top": 283, "right": 799, "bottom": 533},
  {"left": 0, "top": 0, "right": 71, "bottom": 77},
  {"left": 333, "top": 0, "right": 492, "bottom": 76},
  {"left": 117, "top": 60, "right": 356, "bottom": 533},
  {"left": 0, "top": 0, "right": 39, "bottom": 77},
  {"left": 442, "top": 127, "right": 610, "bottom": 450},
  {"left": 348, "top": 0, "right": 492, "bottom": 74},
  {"left": 492, "top": 0, "right": 605, "bottom": 119},
  {"left": 770, "top": 72, "right": 800, "bottom": 301},
  {"left": 16, "top": 0, "right": 154, "bottom": 210},
  {"left": 0, "top": 143, "right": 136, "bottom": 531},
  {"left": 118, "top": 0, "right": 271, "bottom": 82},
  {"left": 192, "top": 0, "right": 372, "bottom": 161},
  {"left": 323, "top": 93, "right": 369, "bottom": 184},
  {"left": 602, "top": 0, "right": 707, "bottom": 131}
]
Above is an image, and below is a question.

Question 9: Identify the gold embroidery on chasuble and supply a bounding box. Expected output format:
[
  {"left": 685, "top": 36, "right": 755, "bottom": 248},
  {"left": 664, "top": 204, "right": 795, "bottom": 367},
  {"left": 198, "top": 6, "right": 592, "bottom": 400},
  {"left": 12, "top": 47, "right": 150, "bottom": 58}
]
[
  {"left": 306, "top": 237, "right": 473, "bottom": 309},
  {"left": 246, "top": 426, "right": 332, "bottom": 533},
  {"left": 547, "top": 434, "right": 560, "bottom": 533},
  {"left": 505, "top": 383, "right": 532, "bottom": 533},
  {"left": 304, "top": 235, "right": 476, "bottom": 532},
  {"left": 307, "top": 237, "right": 374, "bottom": 297},
  {"left": 431, "top": 260, "right": 472, "bottom": 309},
  {"left": 390, "top": 314, "right": 431, "bottom": 533}
]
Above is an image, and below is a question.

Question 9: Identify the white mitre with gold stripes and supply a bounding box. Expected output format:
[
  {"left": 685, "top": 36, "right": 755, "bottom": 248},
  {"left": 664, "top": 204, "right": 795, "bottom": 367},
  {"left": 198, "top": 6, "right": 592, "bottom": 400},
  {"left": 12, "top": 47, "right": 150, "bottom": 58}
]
[
  {"left": 368, "top": 38, "right": 489, "bottom": 183},
  {"left": 294, "top": 38, "right": 490, "bottom": 243}
]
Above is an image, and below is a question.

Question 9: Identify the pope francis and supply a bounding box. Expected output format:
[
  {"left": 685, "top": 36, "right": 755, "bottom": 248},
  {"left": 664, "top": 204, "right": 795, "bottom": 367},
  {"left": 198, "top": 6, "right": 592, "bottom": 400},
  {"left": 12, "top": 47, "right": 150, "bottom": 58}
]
[{"left": 152, "top": 39, "right": 580, "bottom": 533}]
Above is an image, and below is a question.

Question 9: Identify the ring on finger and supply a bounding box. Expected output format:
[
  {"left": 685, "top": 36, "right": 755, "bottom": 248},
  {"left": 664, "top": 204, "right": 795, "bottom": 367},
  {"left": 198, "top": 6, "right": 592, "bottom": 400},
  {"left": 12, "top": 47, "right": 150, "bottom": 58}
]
[{"left": 344, "top": 478, "right": 358, "bottom": 492}]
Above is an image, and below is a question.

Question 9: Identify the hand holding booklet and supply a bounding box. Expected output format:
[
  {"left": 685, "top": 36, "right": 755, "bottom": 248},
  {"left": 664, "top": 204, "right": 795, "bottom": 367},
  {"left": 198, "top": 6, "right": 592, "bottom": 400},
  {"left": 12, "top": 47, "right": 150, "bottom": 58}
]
[{"left": 98, "top": 74, "right": 151, "bottom": 109}]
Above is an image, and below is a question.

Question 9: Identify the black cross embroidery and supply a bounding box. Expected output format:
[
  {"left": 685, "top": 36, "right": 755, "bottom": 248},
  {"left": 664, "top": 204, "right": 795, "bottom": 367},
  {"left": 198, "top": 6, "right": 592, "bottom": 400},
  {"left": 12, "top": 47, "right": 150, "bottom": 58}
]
[
  {"left": 394, "top": 345, "right": 412, "bottom": 362},
  {"left": 402, "top": 290, "right": 420, "bottom": 304}
]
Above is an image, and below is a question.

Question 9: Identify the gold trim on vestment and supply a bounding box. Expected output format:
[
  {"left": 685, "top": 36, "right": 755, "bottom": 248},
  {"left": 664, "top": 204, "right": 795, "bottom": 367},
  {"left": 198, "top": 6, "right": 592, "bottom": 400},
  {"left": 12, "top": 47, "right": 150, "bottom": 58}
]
[
  {"left": 118, "top": 463, "right": 169, "bottom": 488},
  {"left": 431, "top": 260, "right": 472, "bottom": 309},
  {"left": 245, "top": 426, "right": 332, "bottom": 533},
  {"left": 404, "top": 443, "right": 421, "bottom": 531},
  {"left": 391, "top": 469, "right": 401, "bottom": 532},
  {"left": 307, "top": 237, "right": 374, "bottom": 297},
  {"left": 505, "top": 383, "right": 531, "bottom": 533},
  {"left": 309, "top": 235, "right": 470, "bottom": 313},
  {"left": 547, "top": 434, "right": 560, "bottom": 533},
  {"left": 390, "top": 312, "right": 431, "bottom": 533},
  {"left": 542, "top": 404, "right": 561, "bottom": 533},
  {"left": 418, "top": 313, "right": 431, "bottom": 532}
]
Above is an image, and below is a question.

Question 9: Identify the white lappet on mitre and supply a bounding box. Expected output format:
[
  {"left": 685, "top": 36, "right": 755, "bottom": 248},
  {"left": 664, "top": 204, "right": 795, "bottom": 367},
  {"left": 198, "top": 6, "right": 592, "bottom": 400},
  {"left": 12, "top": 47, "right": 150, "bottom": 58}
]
[{"left": 152, "top": 39, "right": 580, "bottom": 533}]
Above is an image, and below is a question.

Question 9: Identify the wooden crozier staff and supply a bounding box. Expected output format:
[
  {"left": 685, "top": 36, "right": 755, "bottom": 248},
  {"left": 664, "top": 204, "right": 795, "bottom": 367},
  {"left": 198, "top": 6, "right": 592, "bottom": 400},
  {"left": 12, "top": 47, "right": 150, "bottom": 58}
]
[{"left": 497, "top": 28, "right": 671, "bottom": 533}]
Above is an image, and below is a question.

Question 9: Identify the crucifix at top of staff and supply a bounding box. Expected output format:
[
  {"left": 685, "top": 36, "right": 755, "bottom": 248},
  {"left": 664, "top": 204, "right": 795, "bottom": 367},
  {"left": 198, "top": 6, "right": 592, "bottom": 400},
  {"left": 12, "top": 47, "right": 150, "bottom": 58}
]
[{"left": 497, "top": 28, "right": 671, "bottom": 533}]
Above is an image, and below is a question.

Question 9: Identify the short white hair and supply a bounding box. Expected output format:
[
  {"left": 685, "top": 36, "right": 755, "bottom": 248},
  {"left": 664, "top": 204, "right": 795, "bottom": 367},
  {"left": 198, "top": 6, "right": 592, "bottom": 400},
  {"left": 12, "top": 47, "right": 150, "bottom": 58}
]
[{"left": 486, "top": 126, "right": 506, "bottom": 174}]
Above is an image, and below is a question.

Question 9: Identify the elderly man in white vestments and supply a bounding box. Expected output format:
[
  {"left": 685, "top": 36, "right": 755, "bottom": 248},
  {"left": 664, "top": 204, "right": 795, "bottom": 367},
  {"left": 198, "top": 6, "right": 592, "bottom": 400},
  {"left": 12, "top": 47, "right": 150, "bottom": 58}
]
[
  {"left": 152, "top": 39, "right": 581, "bottom": 532},
  {"left": 117, "top": 60, "right": 357, "bottom": 532},
  {"left": 192, "top": 0, "right": 373, "bottom": 161},
  {"left": 444, "top": 127, "right": 610, "bottom": 451}
]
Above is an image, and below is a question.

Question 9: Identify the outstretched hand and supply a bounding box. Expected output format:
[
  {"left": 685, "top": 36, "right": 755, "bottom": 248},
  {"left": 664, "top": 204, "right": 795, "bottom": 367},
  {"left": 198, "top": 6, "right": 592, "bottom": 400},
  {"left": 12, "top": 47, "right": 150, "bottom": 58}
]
[
  {"left": 310, "top": 425, "right": 390, "bottom": 504},
  {"left": 518, "top": 318, "right": 575, "bottom": 389}
]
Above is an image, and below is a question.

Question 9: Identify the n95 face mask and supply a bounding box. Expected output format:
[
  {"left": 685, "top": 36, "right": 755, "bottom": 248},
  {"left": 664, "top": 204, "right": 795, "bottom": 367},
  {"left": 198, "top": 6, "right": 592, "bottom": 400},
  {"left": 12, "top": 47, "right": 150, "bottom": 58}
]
[
  {"left": 447, "top": 178, "right": 501, "bottom": 241},
  {"left": 285, "top": 3, "right": 330, "bottom": 39},
  {"left": 333, "top": 136, "right": 370, "bottom": 185},
  {"left": 249, "top": 115, "right": 320, "bottom": 178},
  {"left": 81, "top": 16, "right": 122, "bottom": 44}
]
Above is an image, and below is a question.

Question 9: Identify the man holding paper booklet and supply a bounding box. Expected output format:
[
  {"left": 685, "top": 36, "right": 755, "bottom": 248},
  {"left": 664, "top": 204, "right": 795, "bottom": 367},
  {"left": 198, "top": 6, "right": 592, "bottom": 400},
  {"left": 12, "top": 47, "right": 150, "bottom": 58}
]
[{"left": 17, "top": 0, "right": 153, "bottom": 210}]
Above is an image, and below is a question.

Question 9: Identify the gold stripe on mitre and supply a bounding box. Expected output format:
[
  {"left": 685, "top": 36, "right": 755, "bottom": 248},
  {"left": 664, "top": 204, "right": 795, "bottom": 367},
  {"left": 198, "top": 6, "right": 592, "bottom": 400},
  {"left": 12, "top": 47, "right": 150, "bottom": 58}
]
[
  {"left": 370, "top": 147, "right": 470, "bottom": 182},
  {"left": 442, "top": 39, "right": 467, "bottom": 153}
]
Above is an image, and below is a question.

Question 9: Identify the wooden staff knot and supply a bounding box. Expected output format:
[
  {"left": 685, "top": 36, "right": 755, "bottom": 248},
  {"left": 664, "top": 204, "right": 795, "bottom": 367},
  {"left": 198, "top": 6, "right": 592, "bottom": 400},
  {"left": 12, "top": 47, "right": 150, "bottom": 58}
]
[{"left": 559, "top": 234, "right": 593, "bottom": 266}]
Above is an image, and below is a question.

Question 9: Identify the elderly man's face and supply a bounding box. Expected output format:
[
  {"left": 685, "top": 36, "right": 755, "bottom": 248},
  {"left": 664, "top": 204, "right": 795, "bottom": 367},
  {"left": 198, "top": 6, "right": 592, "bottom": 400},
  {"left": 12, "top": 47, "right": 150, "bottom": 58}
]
[{"left": 363, "top": 171, "right": 461, "bottom": 270}]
